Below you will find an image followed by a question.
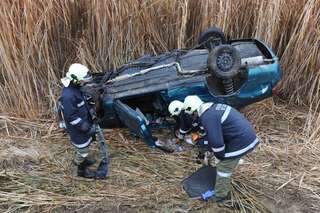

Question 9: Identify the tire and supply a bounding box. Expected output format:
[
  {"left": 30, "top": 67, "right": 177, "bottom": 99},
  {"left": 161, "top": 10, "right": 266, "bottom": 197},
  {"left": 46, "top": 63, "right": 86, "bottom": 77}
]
[
  {"left": 198, "top": 27, "right": 226, "bottom": 50},
  {"left": 207, "top": 44, "right": 241, "bottom": 79}
]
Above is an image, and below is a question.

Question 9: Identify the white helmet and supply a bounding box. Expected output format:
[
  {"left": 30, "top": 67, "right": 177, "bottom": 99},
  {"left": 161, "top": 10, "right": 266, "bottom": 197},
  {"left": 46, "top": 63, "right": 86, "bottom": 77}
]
[
  {"left": 168, "top": 100, "right": 184, "bottom": 116},
  {"left": 183, "top": 95, "right": 204, "bottom": 114},
  {"left": 61, "top": 63, "right": 92, "bottom": 87}
]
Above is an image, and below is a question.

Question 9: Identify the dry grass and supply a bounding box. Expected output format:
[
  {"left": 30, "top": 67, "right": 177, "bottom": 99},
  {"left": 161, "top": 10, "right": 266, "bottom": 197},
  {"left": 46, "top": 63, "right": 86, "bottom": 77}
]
[
  {"left": 279, "top": 0, "right": 320, "bottom": 106},
  {"left": 0, "top": 0, "right": 319, "bottom": 118},
  {"left": 0, "top": 99, "right": 319, "bottom": 212},
  {"left": 0, "top": 1, "right": 320, "bottom": 212}
]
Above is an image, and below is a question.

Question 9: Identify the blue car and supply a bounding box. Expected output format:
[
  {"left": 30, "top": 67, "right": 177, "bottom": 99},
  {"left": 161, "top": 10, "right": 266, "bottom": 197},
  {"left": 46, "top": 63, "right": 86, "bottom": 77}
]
[{"left": 86, "top": 27, "right": 281, "bottom": 148}]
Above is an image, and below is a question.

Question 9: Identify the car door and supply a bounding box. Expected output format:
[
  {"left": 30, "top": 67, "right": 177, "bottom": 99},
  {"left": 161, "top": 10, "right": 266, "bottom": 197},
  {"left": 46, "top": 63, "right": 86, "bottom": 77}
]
[{"left": 113, "top": 100, "right": 156, "bottom": 147}]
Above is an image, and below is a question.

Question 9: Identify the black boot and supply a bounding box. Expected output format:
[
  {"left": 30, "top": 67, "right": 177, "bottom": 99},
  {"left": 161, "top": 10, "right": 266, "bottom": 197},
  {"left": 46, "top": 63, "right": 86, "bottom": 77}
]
[
  {"left": 214, "top": 192, "right": 232, "bottom": 203},
  {"left": 83, "top": 156, "right": 96, "bottom": 166},
  {"left": 95, "top": 160, "right": 108, "bottom": 179},
  {"left": 77, "top": 160, "right": 96, "bottom": 178},
  {"left": 73, "top": 156, "right": 96, "bottom": 166}
]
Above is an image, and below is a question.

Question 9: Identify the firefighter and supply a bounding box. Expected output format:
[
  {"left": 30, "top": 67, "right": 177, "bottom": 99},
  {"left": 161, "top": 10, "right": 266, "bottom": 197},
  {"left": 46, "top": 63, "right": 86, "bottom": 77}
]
[
  {"left": 60, "top": 63, "right": 107, "bottom": 179},
  {"left": 168, "top": 100, "right": 206, "bottom": 144},
  {"left": 183, "top": 95, "right": 259, "bottom": 202}
]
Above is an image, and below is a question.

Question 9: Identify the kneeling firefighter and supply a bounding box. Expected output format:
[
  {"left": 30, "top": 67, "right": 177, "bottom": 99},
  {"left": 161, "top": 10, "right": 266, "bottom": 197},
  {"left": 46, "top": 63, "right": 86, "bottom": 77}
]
[
  {"left": 59, "top": 63, "right": 108, "bottom": 179},
  {"left": 183, "top": 95, "right": 259, "bottom": 202}
]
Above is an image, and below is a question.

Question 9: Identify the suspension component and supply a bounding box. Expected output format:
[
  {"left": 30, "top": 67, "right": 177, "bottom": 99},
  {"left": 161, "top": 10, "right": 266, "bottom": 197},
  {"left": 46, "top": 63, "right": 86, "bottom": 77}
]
[{"left": 222, "top": 79, "right": 234, "bottom": 95}]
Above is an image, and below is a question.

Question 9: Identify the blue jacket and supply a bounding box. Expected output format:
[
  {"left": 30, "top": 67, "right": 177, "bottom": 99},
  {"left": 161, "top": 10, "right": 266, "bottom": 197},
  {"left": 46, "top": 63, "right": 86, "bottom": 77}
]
[
  {"left": 60, "top": 85, "right": 94, "bottom": 148},
  {"left": 179, "top": 111, "right": 195, "bottom": 134},
  {"left": 179, "top": 112, "right": 206, "bottom": 137},
  {"left": 200, "top": 103, "right": 259, "bottom": 160}
]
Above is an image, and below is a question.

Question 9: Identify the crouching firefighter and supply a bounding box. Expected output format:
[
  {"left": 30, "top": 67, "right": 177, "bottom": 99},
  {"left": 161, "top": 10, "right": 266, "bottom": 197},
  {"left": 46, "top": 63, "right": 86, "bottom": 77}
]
[
  {"left": 183, "top": 95, "right": 259, "bottom": 202},
  {"left": 59, "top": 63, "right": 108, "bottom": 179},
  {"left": 168, "top": 100, "right": 206, "bottom": 145}
]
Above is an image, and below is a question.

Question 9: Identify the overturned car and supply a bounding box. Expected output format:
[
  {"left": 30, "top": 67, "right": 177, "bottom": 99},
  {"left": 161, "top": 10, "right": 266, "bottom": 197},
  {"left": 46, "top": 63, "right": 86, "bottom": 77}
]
[{"left": 82, "top": 27, "right": 281, "bottom": 148}]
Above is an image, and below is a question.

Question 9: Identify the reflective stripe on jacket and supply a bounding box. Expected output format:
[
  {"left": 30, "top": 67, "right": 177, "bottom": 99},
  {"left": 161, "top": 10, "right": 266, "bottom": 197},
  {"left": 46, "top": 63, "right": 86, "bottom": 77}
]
[
  {"left": 200, "top": 103, "right": 259, "bottom": 159},
  {"left": 60, "top": 85, "right": 93, "bottom": 147},
  {"left": 179, "top": 112, "right": 206, "bottom": 137}
]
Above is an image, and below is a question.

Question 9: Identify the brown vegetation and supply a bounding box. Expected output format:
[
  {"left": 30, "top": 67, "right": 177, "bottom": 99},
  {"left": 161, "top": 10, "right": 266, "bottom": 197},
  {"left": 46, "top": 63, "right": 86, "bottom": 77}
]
[
  {"left": 0, "top": 0, "right": 320, "bottom": 212},
  {"left": 1, "top": 99, "right": 320, "bottom": 212},
  {"left": 0, "top": 0, "right": 319, "bottom": 119}
]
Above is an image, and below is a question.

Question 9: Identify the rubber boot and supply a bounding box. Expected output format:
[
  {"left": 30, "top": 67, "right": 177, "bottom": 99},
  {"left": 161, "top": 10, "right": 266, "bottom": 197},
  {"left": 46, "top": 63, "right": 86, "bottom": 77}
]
[
  {"left": 214, "top": 192, "right": 231, "bottom": 203},
  {"left": 83, "top": 156, "right": 96, "bottom": 166},
  {"left": 95, "top": 160, "right": 108, "bottom": 179},
  {"left": 77, "top": 161, "right": 96, "bottom": 178},
  {"left": 73, "top": 156, "right": 96, "bottom": 166}
]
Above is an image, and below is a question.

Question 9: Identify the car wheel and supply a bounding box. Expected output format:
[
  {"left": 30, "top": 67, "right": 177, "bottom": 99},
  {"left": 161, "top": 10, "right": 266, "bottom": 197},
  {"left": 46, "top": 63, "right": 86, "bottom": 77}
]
[
  {"left": 198, "top": 27, "right": 226, "bottom": 51},
  {"left": 207, "top": 44, "right": 241, "bottom": 79}
]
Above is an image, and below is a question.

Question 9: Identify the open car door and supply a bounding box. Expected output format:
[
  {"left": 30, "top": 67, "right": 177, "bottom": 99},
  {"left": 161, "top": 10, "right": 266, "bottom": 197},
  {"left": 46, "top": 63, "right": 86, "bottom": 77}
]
[{"left": 113, "top": 100, "right": 156, "bottom": 147}]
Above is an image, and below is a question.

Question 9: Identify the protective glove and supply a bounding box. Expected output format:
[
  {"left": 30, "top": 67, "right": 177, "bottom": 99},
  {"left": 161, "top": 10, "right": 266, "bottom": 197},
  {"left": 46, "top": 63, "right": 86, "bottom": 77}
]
[
  {"left": 89, "top": 108, "right": 98, "bottom": 121},
  {"left": 175, "top": 130, "right": 184, "bottom": 140},
  {"left": 201, "top": 190, "right": 215, "bottom": 200},
  {"left": 87, "top": 124, "right": 97, "bottom": 136},
  {"left": 184, "top": 134, "right": 194, "bottom": 145}
]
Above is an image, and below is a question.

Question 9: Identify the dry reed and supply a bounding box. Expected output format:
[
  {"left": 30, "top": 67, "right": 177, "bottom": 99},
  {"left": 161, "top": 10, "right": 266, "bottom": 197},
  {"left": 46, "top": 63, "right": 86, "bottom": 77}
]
[
  {"left": 0, "top": 99, "right": 319, "bottom": 212},
  {"left": 0, "top": 0, "right": 320, "bottom": 212},
  {"left": 0, "top": 0, "right": 319, "bottom": 119}
]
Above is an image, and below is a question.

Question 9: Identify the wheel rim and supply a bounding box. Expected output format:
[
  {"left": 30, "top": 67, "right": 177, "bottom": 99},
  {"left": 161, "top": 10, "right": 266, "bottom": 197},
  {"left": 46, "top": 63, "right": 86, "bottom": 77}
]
[{"left": 216, "top": 52, "right": 234, "bottom": 72}]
